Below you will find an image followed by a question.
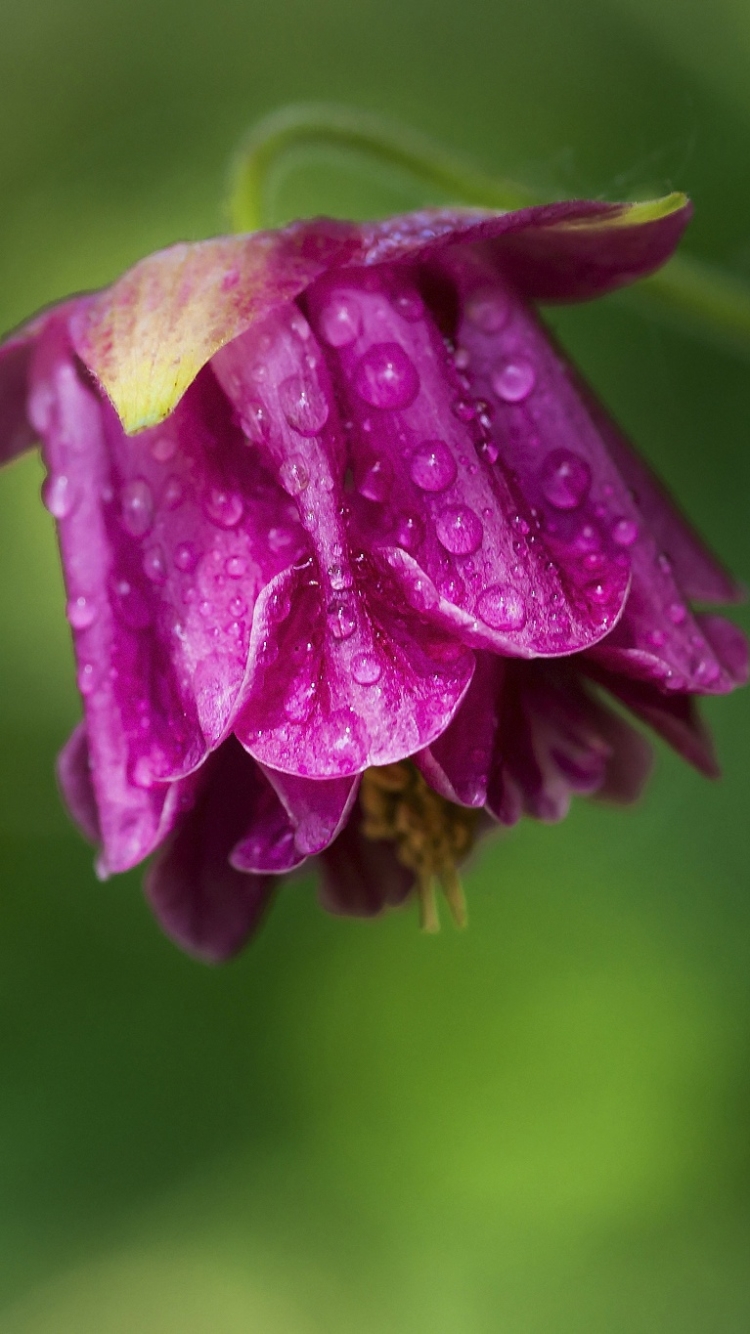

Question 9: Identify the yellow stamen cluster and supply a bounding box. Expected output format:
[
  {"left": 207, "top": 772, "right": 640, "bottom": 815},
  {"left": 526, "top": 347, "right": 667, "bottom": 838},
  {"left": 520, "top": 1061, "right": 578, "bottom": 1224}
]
[{"left": 359, "top": 762, "right": 478, "bottom": 932}]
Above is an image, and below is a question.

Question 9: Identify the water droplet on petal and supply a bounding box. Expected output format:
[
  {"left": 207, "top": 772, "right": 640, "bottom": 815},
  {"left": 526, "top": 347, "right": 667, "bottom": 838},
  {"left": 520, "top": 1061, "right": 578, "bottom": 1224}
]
[
  {"left": 357, "top": 457, "right": 392, "bottom": 502},
  {"left": 204, "top": 487, "right": 243, "bottom": 528},
  {"left": 491, "top": 360, "right": 536, "bottom": 403},
  {"left": 150, "top": 434, "right": 176, "bottom": 463},
  {"left": 318, "top": 292, "right": 362, "bottom": 346},
  {"left": 121, "top": 478, "right": 154, "bottom": 538},
  {"left": 279, "top": 372, "right": 330, "bottom": 436},
  {"left": 466, "top": 288, "right": 510, "bottom": 333},
  {"left": 612, "top": 517, "right": 639, "bottom": 547},
  {"left": 77, "top": 662, "right": 96, "bottom": 696},
  {"left": 163, "top": 476, "right": 184, "bottom": 510},
  {"left": 279, "top": 456, "right": 310, "bottom": 495},
  {"left": 229, "top": 595, "right": 247, "bottom": 617},
  {"left": 174, "top": 542, "right": 198, "bottom": 573},
  {"left": 478, "top": 440, "right": 499, "bottom": 465},
  {"left": 394, "top": 291, "right": 424, "bottom": 322},
  {"left": 658, "top": 553, "right": 672, "bottom": 574},
  {"left": 111, "top": 578, "right": 152, "bottom": 629},
  {"left": 668, "top": 601, "right": 687, "bottom": 625},
  {"left": 452, "top": 398, "right": 476, "bottom": 423},
  {"left": 327, "top": 599, "right": 357, "bottom": 640},
  {"left": 225, "top": 555, "right": 246, "bottom": 578},
  {"left": 241, "top": 401, "right": 272, "bottom": 444},
  {"left": 143, "top": 545, "right": 167, "bottom": 583},
  {"left": 268, "top": 589, "right": 292, "bottom": 622},
  {"left": 351, "top": 652, "right": 382, "bottom": 685},
  {"left": 329, "top": 564, "right": 353, "bottom": 592},
  {"left": 540, "top": 449, "right": 591, "bottom": 510},
  {"left": 409, "top": 440, "right": 457, "bottom": 492},
  {"left": 66, "top": 595, "right": 97, "bottom": 629},
  {"left": 476, "top": 584, "right": 526, "bottom": 630},
  {"left": 354, "top": 342, "right": 420, "bottom": 410},
  {"left": 396, "top": 513, "right": 424, "bottom": 551},
  {"left": 42, "top": 473, "right": 76, "bottom": 519},
  {"left": 436, "top": 505, "right": 483, "bottom": 556},
  {"left": 437, "top": 573, "right": 466, "bottom": 606}
]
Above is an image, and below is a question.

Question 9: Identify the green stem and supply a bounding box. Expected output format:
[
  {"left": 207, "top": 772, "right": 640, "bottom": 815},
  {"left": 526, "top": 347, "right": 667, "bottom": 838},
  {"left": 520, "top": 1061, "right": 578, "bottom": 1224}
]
[{"left": 229, "top": 102, "right": 750, "bottom": 363}]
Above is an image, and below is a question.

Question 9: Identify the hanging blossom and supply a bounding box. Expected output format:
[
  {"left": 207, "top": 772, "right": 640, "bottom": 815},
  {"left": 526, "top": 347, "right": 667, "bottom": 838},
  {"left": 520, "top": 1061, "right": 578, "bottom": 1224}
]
[{"left": 0, "top": 193, "right": 746, "bottom": 959}]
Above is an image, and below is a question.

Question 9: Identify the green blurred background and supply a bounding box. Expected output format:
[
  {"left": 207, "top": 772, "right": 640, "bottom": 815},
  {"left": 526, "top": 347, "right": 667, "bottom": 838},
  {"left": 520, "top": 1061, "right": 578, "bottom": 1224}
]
[{"left": 1, "top": 0, "right": 750, "bottom": 1328}]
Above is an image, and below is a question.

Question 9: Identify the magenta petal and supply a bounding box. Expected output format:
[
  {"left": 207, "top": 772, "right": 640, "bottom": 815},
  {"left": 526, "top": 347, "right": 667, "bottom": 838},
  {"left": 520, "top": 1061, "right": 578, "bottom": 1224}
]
[
  {"left": 145, "top": 740, "right": 274, "bottom": 962},
  {"left": 592, "top": 707, "right": 654, "bottom": 805},
  {"left": 318, "top": 806, "right": 414, "bottom": 917},
  {"left": 585, "top": 665, "right": 719, "bottom": 777},
  {"left": 305, "top": 268, "right": 626, "bottom": 658},
  {"left": 56, "top": 722, "right": 100, "bottom": 843},
  {"left": 259, "top": 767, "right": 358, "bottom": 855},
  {"left": 417, "top": 653, "right": 503, "bottom": 808},
  {"left": 443, "top": 253, "right": 741, "bottom": 696},
  {"left": 358, "top": 196, "right": 691, "bottom": 300},
  {"left": 0, "top": 335, "right": 36, "bottom": 465},
  {"left": 213, "top": 305, "right": 474, "bottom": 778}
]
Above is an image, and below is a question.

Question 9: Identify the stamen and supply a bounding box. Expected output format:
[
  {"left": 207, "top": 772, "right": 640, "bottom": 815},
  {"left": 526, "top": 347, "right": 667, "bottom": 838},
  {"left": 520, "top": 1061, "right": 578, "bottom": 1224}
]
[{"left": 360, "top": 761, "right": 477, "bottom": 931}]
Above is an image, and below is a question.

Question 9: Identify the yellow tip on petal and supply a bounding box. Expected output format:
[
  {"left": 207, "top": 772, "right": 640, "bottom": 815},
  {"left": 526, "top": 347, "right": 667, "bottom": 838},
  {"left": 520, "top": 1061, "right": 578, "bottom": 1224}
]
[{"left": 558, "top": 191, "right": 690, "bottom": 233}]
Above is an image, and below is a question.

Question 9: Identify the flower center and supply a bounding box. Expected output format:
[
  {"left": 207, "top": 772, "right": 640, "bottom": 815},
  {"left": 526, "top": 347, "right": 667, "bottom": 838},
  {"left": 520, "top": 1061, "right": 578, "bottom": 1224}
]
[{"left": 359, "top": 762, "right": 478, "bottom": 931}]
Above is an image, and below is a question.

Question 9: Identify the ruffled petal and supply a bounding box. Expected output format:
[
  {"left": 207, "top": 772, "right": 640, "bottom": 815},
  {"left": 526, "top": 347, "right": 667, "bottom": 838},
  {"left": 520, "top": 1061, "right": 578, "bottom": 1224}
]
[
  {"left": 213, "top": 304, "right": 474, "bottom": 779},
  {"left": 72, "top": 220, "right": 360, "bottom": 433},
  {"left": 229, "top": 767, "right": 357, "bottom": 873},
  {"left": 486, "top": 662, "right": 652, "bottom": 824},
  {"left": 145, "top": 739, "right": 274, "bottom": 962},
  {"left": 357, "top": 194, "right": 691, "bottom": 300},
  {"left": 318, "top": 804, "right": 414, "bottom": 916},
  {"left": 56, "top": 721, "right": 101, "bottom": 843},
  {"left": 304, "top": 266, "right": 627, "bottom": 656},
  {"left": 442, "top": 252, "right": 742, "bottom": 696}
]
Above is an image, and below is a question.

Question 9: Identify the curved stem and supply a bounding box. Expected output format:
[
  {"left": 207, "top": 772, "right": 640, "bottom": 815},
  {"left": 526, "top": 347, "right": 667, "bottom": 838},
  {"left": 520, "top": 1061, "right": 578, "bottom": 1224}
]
[
  {"left": 229, "top": 103, "right": 750, "bottom": 363},
  {"left": 228, "top": 103, "right": 536, "bottom": 232}
]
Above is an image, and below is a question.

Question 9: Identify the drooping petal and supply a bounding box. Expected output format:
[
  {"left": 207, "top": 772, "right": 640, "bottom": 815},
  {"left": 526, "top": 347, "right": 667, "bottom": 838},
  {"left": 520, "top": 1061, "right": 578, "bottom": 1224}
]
[
  {"left": 213, "top": 303, "right": 475, "bottom": 779},
  {"left": 29, "top": 323, "right": 199, "bottom": 872},
  {"left": 486, "top": 661, "right": 652, "bottom": 824},
  {"left": 145, "top": 739, "right": 274, "bottom": 962},
  {"left": 416, "top": 652, "right": 503, "bottom": 808},
  {"left": 318, "top": 804, "right": 414, "bottom": 916},
  {"left": 258, "top": 766, "right": 359, "bottom": 856},
  {"left": 72, "top": 220, "right": 360, "bottom": 433},
  {"left": 304, "top": 266, "right": 627, "bottom": 658},
  {"left": 357, "top": 194, "right": 691, "bottom": 300},
  {"left": 56, "top": 721, "right": 101, "bottom": 843},
  {"left": 583, "top": 663, "right": 719, "bottom": 777},
  {"left": 0, "top": 300, "right": 84, "bottom": 464},
  {"left": 443, "top": 252, "right": 741, "bottom": 695}
]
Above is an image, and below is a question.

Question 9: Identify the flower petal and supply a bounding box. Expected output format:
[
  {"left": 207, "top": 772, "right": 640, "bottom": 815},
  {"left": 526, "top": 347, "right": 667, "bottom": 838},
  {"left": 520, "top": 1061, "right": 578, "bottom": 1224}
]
[
  {"left": 318, "top": 804, "right": 414, "bottom": 916},
  {"left": 213, "top": 305, "right": 475, "bottom": 779},
  {"left": 444, "top": 253, "right": 742, "bottom": 695},
  {"left": 584, "top": 663, "right": 719, "bottom": 776},
  {"left": 56, "top": 721, "right": 101, "bottom": 843},
  {"left": 358, "top": 194, "right": 691, "bottom": 300},
  {"left": 144, "top": 739, "right": 274, "bottom": 962},
  {"left": 72, "top": 220, "right": 360, "bottom": 434},
  {"left": 229, "top": 767, "right": 357, "bottom": 873},
  {"left": 304, "top": 267, "right": 627, "bottom": 657}
]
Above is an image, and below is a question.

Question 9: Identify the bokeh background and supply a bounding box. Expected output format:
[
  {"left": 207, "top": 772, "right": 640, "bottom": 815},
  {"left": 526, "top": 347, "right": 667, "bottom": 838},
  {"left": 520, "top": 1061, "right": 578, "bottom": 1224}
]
[{"left": 1, "top": 0, "right": 750, "bottom": 1329}]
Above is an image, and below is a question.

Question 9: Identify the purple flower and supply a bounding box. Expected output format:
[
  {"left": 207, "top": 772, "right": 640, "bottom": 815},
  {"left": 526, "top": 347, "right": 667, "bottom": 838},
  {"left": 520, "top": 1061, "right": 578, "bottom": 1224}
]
[{"left": 1, "top": 196, "right": 746, "bottom": 959}]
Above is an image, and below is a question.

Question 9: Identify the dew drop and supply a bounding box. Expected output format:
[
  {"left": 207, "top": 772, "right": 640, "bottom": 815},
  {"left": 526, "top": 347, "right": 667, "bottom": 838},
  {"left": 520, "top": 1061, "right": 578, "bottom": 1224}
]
[
  {"left": 351, "top": 652, "right": 382, "bottom": 685},
  {"left": 318, "top": 292, "right": 362, "bottom": 346},
  {"left": 204, "top": 487, "right": 244, "bottom": 528},
  {"left": 121, "top": 478, "right": 154, "bottom": 538},
  {"left": 111, "top": 578, "right": 152, "bottom": 629},
  {"left": 279, "top": 456, "right": 310, "bottom": 496},
  {"left": 66, "top": 595, "right": 97, "bottom": 629},
  {"left": 478, "top": 440, "right": 499, "bottom": 465},
  {"left": 327, "top": 599, "right": 357, "bottom": 640},
  {"left": 409, "top": 440, "right": 457, "bottom": 492},
  {"left": 584, "top": 578, "right": 612, "bottom": 606},
  {"left": 476, "top": 584, "right": 526, "bottom": 631},
  {"left": 163, "top": 476, "right": 184, "bottom": 510},
  {"left": 149, "top": 434, "right": 176, "bottom": 463},
  {"left": 395, "top": 513, "right": 424, "bottom": 551},
  {"left": 649, "top": 628, "right": 666, "bottom": 648},
  {"left": 612, "top": 517, "right": 639, "bottom": 547},
  {"left": 354, "top": 342, "right": 420, "bottom": 410},
  {"left": 77, "top": 662, "right": 96, "bottom": 696},
  {"left": 438, "top": 573, "right": 466, "bottom": 605},
  {"left": 540, "top": 449, "right": 592, "bottom": 510},
  {"left": 241, "top": 400, "right": 272, "bottom": 444},
  {"left": 225, "top": 555, "right": 246, "bottom": 578},
  {"left": 452, "top": 398, "right": 476, "bottom": 423},
  {"left": 284, "top": 679, "right": 317, "bottom": 722},
  {"left": 279, "top": 372, "right": 330, "bottom": 436},
  {"left": 174, "top": 542, "right": 198, "bottom": 573},
  {"left": 143, "top": 545, "right": 167, "bottom": 584},
  {"left": 329, "top": 564, "right": 353, "bottom": 592},
  {"left": 394, "top": 291, "right": 424, "bottom": 322},
  {"left": 668, "top": 601, "right": 687, "bottom": 625},
  {"left": 42, "top": 473, "right": 76, "bottom": 519},
  {"left": 229, "top": 595, "right": 247, "bottom": 617},
  {"left": 267, "top": 589, "right": 292, "bottom": 622},
  {"left": 356, "top": 457, "right": 392, "bottom": 503},
  {"left": 491, "top": 359, "right": 536, "bottom": 403},
  {"left": 436, "top": 505, "right": 483, "bottom": 556},
  {"left": 465, "top": 288, "right": 510, "bottom": 333}
]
